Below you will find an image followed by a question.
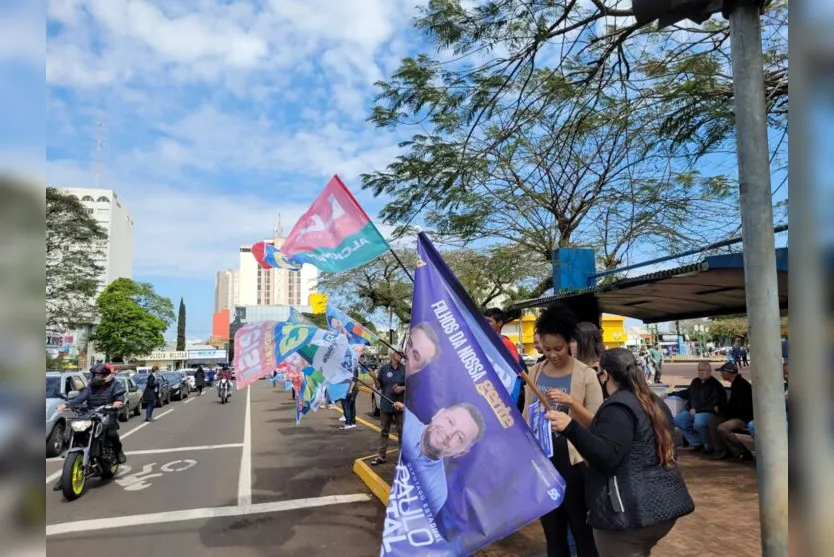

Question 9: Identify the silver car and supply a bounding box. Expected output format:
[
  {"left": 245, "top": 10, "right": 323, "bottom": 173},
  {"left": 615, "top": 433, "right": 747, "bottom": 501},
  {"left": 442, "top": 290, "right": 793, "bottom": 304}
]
[
  {"left": 114, "top": 375, "right": 143, "bottom": 421},
  {"left": 46, "top": 371, "right": 88, "bottom": 457}
]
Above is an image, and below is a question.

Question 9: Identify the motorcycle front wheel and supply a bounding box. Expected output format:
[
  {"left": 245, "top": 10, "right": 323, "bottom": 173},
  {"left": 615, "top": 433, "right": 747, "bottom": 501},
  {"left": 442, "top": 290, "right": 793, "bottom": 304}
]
[{"left": 61, "top": 452, "right": 87, "bottom": 501}]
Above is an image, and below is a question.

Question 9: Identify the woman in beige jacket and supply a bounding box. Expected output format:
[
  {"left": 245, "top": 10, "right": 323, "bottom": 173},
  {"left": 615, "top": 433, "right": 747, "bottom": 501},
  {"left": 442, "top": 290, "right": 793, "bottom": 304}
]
[{"left": 523, "top": 304, "right": 604, "bottom": 557}]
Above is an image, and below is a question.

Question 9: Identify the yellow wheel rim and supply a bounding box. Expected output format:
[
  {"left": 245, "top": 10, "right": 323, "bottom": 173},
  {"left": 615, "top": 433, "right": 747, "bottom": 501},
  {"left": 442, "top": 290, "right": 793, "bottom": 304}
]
[{"left": 71, "top": 457, "right": 85, "bottom": 495}]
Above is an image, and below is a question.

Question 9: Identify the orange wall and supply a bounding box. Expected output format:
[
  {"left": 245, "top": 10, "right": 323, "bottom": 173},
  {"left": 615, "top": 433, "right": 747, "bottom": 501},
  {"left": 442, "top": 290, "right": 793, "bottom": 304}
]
[{"left": 212, "top": 309, "right": 230, "bottom": 340}]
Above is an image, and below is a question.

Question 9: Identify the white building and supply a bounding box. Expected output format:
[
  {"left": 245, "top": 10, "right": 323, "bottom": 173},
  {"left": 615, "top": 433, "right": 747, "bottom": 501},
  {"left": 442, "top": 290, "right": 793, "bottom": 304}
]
[
  {"left": 61, "top": 187, "right": 134, "bottom": 288},
  {"left": 55, "top": 187, "right": 134, "bottom": 367},
  {"left": 214, "top": 269, "right": 239, "bottom": 313},
  {"left": 233, "top": 221, "right": 319, "bottom": 307}
]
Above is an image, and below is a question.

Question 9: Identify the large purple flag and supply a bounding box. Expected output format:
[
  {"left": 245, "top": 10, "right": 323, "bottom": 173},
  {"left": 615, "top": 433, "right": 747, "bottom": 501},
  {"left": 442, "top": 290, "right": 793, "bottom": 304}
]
[{"left": 380, "top": 233, "right": 565, "bottom": 556}]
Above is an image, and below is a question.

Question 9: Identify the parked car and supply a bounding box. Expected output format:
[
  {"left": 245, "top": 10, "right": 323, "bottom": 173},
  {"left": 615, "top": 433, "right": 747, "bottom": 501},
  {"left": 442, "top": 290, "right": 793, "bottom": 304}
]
[
  {"left": 45, "top": 370, "right": 88, "bottom": 457},
  {"left": 178, "top": 369, "right": 196, "bottom": 391},
  {"left": 134, "top": 373, "right": 171, "bottom": 407},
  {"left": 114, "top": 375, "right": 143, "bottom": 421},
  {"left": 163, "top": 372, "right": 189, "bottom": 401}
]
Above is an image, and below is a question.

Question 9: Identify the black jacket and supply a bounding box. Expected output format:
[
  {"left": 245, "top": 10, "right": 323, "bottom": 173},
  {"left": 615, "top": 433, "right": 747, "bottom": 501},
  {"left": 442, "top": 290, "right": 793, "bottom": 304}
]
[
  {"left": 141, "top": 373, "right": 158, "bottom": 403},
  {"left": 194, "top": 369, "right": 206, "bottom": 387},
  {"left": 722, "top": 375, "right": 754, "bottom": 423},
  {"left": 68, "top": 378, "right": 127, "bottom": 429},
  {"left": 682, "top": 376, "right": 725, "bottom": 414},
  {"left": 564, "top": 388, "right": 694, "bottom": 531}
]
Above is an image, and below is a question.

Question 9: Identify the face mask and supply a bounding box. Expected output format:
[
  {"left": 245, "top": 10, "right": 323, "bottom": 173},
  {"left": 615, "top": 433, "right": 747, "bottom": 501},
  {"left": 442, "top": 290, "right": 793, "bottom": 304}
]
[{"left": 90, "top": 377, "right": 105, "bottom": 388}]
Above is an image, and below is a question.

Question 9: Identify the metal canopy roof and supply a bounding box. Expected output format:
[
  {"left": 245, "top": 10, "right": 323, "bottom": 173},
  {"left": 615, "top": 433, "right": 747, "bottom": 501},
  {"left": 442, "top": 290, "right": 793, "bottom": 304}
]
[{"left": 511, "top": 249, "right": 790, "bottom": 324}]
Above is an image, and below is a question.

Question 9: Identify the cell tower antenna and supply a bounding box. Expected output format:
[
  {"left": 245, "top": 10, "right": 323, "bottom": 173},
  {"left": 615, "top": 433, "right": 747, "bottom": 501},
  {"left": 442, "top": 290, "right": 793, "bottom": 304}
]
[
  {"left": 275, "top": 213, "right": 283, "bottom": 239},
  {"left": 95, "top": 121, "right": 105, "bottom": 188}
]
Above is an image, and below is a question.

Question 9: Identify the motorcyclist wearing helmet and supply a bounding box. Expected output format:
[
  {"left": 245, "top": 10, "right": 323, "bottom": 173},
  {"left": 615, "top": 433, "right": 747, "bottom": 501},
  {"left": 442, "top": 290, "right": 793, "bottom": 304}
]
[
  {"left": 216, "top": 365, "right": 233, "bottom": 396},
  {"left": 56, "top": 363, "right": 127, "bottom": 463}
]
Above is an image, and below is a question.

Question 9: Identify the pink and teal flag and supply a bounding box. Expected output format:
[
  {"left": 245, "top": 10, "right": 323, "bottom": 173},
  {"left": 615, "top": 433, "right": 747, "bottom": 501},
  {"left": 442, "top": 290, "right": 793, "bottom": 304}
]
[
  {"left": 280, "top": 175, "right": 389, "bottom": 272},
  {"left": 251, "top": 241, "right": 302, "bottom": 271}
]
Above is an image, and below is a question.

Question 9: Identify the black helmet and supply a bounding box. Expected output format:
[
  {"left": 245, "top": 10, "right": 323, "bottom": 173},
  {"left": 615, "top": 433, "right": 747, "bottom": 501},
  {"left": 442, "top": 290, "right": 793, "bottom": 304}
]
[{"left": 90, "top": 363, "right": 113, "bottom": 376}]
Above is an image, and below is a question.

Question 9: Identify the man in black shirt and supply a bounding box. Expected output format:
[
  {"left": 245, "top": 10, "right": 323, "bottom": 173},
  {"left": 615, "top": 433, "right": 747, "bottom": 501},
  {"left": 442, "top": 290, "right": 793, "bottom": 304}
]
[
  {"left": 370, "top": 350, "right": 405, "bottom": 466},
  {"left": 672, "top": 361, "right": 726, "bottom": 453},
  {"left": 709, "top": 362, "right": 755, "bottom": 460}
]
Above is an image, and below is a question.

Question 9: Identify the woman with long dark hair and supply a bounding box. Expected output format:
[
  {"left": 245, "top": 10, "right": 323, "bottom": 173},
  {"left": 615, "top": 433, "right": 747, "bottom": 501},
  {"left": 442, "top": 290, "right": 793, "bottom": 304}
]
[
  {"left": 523, "top": 303, "right": 603, "bottom": 557},
  {"left": 548, "top": 348, "right": 695, "bottom": 557}
]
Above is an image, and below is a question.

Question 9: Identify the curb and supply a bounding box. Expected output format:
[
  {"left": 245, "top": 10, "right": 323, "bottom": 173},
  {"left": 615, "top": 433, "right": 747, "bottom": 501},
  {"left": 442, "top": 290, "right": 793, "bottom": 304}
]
[{"left": 353, "top": 454, "right": 391, "bottom": 505}]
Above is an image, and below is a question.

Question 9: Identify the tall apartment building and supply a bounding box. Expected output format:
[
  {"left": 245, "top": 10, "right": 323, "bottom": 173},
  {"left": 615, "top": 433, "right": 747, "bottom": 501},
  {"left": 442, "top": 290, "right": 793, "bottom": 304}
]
[
  {"left": 54, "top": 187, "right": 134, "bottom": 367},
  {"left": 214, "top": 221, "right": 319, "bottom": 319},
  {"left": 60, "top": 187, "right": 134, "bottom": 291},
  {"left": 214, "top": 269, "right": 239, "bottom": 313},
  {"left": 237, "top": 233, "right": 319, "bottom": 307}
]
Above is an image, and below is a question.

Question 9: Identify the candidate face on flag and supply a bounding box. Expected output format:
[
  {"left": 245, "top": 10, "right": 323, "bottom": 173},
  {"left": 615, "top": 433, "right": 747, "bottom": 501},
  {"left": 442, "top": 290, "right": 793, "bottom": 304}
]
[
  {"left": 328, "top": 315, "right": 349, "bottom": 337},
  {"left": 380, "top": 234, "right": 565, "bottom": 557},
  {"left": 403, "top": 322, "right": 441, "bottom": 378}
]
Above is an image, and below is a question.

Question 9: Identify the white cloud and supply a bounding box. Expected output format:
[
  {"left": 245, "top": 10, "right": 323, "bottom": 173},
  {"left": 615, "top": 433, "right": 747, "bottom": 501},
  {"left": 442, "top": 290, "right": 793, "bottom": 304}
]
[{"left": 46, "top": 0, "right": 422, "bottom": 281}]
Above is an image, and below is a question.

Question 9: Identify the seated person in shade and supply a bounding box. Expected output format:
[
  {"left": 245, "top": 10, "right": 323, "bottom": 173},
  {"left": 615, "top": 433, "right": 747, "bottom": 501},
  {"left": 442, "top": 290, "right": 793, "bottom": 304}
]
[
  {"left": 708, "top": 362, "right": 754, "bottom": 461},
  {"left": 672, "top": 362, "right": 725, "bottom": 453}
]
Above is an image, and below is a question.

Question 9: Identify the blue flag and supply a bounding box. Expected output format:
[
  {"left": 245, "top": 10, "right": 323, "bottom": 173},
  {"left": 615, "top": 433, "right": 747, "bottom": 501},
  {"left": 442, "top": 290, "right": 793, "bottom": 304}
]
[
  {"left": 325, "top": 304, "right": 377, "bottom": 346},
  {"left": 287, "top": 307, "right": 312, "bottom": 325},
  {"left": 380, "top": 233, "right": 565, "bottom": 556}
]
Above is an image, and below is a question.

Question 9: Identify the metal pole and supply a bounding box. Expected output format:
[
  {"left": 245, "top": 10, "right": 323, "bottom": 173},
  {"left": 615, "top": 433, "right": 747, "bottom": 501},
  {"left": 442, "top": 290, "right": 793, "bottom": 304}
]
[{"left": 728, "top": 4, "right": 789, "bottom": 555}]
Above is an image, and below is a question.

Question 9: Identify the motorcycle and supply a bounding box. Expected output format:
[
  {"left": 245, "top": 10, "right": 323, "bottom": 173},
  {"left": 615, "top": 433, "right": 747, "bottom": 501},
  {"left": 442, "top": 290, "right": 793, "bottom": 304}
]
[
  {"left": 218, "top": 377, "right": 231, "bottom": 404},
  {"left": 60, "top": 405, "right": 121, "bottom": 501}
]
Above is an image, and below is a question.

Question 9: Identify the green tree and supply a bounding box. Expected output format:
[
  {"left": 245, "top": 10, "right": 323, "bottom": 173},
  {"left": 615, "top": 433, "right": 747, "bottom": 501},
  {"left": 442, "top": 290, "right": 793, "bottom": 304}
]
[
  {"left": 301, "top": 312, "right": 328, "bottom": 330},
  {"left": 176, "top": 298, "right": 186, "bottom": 351},
  {"left": 364, "top": 1, "right": 787, "bottom": 268},
  {"left": 318, "top": 244, "right": 550, "bottom": 327},
  {"left": 708, "top": 315, "right": 788, "bottom": 343},
  {"left": 46, "top": 187, "right": 107, "bottom": 330},
  {"left": 90, "top": 279, "right": 175, "bottom": 362}
]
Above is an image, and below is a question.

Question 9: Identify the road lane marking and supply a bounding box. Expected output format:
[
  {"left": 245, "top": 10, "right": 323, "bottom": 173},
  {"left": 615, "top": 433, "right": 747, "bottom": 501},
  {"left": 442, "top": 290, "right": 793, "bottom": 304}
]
[
  {"left": 122, "top": 408, "right": 174, "bottom": 440},
  {"left": 46, "top": 408, "right": 175, "bottom": 483},
  {"left": 123, "top": 443, "right": 243, "bottom": 456},
  {"left": 183, "top": 397, "right": 195, "bottom": 404},
  {"left": 237, "top": 386, "right": 252, "bottom": 506},
  {"left": 46, "top": 493, "right": 372, "bottom": 536}
]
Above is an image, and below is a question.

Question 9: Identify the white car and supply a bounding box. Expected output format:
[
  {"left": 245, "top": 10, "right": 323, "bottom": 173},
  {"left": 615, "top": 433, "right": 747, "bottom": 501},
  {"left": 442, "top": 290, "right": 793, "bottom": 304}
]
[{"left": 179, "top": 368, "right": 197, "bottom": 390}]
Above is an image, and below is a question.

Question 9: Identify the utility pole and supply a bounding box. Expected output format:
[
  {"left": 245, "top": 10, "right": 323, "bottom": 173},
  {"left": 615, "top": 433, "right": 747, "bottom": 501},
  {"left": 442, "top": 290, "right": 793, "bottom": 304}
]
[
  {"left": 630, "top": 0, "right": 789, "bottom": 552},
  {"left": 728, "top": 3, "right": 789, "bottom": 555}
]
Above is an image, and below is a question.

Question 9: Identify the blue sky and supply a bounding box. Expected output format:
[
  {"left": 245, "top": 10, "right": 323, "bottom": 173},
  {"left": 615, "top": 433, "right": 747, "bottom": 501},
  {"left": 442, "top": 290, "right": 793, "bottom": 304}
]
[
  {"left": 41, "top": 0, "right": 430, "bottom": 339},
  {"left": 32, "top": 0, "right": 792, "bottom": 340}
]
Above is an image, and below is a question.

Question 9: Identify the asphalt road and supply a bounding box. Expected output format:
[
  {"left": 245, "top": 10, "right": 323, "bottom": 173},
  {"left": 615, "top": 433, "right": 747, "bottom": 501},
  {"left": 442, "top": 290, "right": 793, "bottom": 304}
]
[{"left": 46, "top": 380, "right": 385, "bottom": 557}]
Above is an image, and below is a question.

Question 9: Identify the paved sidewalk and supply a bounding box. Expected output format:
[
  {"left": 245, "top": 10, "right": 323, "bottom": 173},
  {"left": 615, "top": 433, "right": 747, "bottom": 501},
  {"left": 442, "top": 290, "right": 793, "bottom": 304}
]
[
  {"left": 347, "top": 389, "right": 763, "bottom": 557},
  {"left": 476, "top": 452, "right": 761, "bottom": 557}
]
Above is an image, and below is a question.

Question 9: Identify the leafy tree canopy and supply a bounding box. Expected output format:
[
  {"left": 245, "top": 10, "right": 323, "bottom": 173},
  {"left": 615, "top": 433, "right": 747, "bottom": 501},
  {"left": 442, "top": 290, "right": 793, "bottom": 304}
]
[
  {"left": 319, "top": 244, "right": 550, "bottom": 328},
  {"left": 90, "top": 278, "right": 175, "bottom": 362},
  {"left": 46, "top": 187, "right": 107, "bottom": 330},
  {"left": 362, "top": 0, "right": 787, "bottom": 270}
]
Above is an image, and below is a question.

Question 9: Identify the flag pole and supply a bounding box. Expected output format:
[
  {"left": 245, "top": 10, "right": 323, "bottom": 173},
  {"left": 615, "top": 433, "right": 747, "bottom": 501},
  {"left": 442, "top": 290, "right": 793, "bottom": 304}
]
[
  {"left": 354, "top": 373, "right": 396, "bottom": 406},
  {"left": 387, "top": 244, "right": 414, "bottom": 283}
]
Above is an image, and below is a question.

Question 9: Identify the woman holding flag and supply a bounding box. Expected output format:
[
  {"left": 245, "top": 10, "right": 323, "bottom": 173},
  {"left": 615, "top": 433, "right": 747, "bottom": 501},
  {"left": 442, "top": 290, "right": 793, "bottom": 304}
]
[
  {"left": 547, "top": 348, "right": 694, "bottom": 556},
  {"left": 523, "top": 303, "right": 603, "bottom": 557}
]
